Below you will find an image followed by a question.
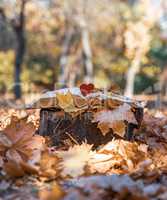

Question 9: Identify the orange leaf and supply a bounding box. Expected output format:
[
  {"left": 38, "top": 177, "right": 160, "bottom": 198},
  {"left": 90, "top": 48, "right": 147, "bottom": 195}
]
[
  {"left": 0, "top": 116, "right": 45, "bottom": 175},
  {"left": 4, "top": 116, "right": 35, "bottom": 145},
  {"left": 112, "top": 121, "right": 126, "bottom": 137},
  {"left": 3, "top": 159, "right": 38, "bottom": 177}
]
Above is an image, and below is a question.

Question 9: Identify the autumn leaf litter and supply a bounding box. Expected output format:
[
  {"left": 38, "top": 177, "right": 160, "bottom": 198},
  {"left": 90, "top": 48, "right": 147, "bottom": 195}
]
[{"left": 0, "top": 87, "right": 167, "bottom": 199}]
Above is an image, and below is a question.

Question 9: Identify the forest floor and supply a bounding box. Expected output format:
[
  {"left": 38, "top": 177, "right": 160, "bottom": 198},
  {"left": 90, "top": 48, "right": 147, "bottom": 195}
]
[{"left": 0, "top": 105, "right": 167, "bottom": 199}]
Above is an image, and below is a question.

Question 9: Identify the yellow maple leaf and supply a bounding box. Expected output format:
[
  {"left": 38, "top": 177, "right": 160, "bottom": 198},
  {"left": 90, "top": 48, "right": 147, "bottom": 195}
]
[
  {"left": 56, "top": 92, "right": 80, "bottom": 113},
  {"left": 56, "top": 92, "right": 74, "bottom": 109}
]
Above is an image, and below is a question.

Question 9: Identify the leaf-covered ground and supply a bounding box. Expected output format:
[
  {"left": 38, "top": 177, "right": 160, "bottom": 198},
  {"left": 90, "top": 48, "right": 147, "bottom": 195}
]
[{"left": 0, "top": 107, "right": 167, "bottom": 200}]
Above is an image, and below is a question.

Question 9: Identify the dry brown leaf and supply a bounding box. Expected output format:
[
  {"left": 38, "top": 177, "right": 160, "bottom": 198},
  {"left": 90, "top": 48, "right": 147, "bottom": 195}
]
[
  {"left": 89, "top": 139, "right": 148, "bottom": 174},
  {"left": 88, "top": 97, "right": 102, "bottom": 109},
  {"left": 38, "top": 183, "right": 65, "bottom": 200},
  {"left": 106, "top": 99, "right": 123, "bottom": 109},
  {"left": 39, "top": 149, "right": 59, "bottom": 178},
  {"left": 98, "top": 121, "right": 126, "bottom": 137},
  {"left": 97, "top": 122, "right": 110, "bottom": 135},
  {"left": 72, "top": 95, "right": 88, "bottom": 109},
  {"left": 3, "top": 160, "right": 25, "bottom": 177},
  {"left": 93, "top": 103, "right": 137, "bottom": 136},
  {"left": 38, "top": 97, "right": 57, "bottom": 108},
  {"left": 89, "top": 152, "right": 123, "bottom": 173},
  {"left": 112, "top": 121, "right": 126, "bottom": 137},
  {"left": 0, "top": 116, "right": 44, "bottom": 161},
  {"left": 0, "top": 116, "right": 45, "bottom": 176},
  {"left": 57, "top": 143, "right": 92, "bottom": 178}
]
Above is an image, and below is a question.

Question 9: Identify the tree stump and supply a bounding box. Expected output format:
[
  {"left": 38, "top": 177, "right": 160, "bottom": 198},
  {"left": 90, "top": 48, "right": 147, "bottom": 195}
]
[
  {"left": 27, "top": 87, "right": 144, "bottom": 148},
  {"left": 38, "top": 106, "right": 143, "bottom": 148}
]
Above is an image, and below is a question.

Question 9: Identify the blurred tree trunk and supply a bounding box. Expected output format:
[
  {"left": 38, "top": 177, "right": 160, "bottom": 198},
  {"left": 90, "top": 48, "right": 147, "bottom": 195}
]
[
  {"left": 124, "top": 51, "right": 141, "bottom": 97},
  {"left": 80, "top": 0, "right": 93, "bottom": 83},
  {"left": 81, "top": 23, "right": 93, "bottom": 83},
  {"left": 160, "top": 66, "right": 167, "bottom": 96},
  {"left": 59, "top": 27, "right": 74, "bottom": 86},
  {"left": 12, "top": 0, "right": 26, "bottom": 99}
]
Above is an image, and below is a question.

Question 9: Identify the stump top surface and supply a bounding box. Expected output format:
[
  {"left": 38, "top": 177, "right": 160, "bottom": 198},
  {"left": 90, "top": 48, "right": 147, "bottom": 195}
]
[{"left": 27, "top": 87, "right": 145, "bottom": 110}]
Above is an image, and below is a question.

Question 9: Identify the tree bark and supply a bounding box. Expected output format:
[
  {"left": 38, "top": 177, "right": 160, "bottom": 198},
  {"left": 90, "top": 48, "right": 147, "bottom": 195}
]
[
  {"left": 124, "top": 51, "right": 141, "bottom": 98},
  {"left": 12, "top": 0, "right": 26, "bottom": 99}
]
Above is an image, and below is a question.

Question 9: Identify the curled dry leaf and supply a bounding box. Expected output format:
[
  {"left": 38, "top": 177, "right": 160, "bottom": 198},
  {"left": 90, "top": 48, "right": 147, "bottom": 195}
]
[
  {"left": 88, "top": 97, "right": 102, "bottom": 109},
  {"left": 57, "top": 143, "right": 92, "bottom": 178},
  {"left": 0, "top": 116, "right": 45, "bottom": 177},
  {"left": 72, "top": 95, "right": 88, "bottom": 109},
  {"left": 93, "top": 103, "right": 137, "bottom": 136}
]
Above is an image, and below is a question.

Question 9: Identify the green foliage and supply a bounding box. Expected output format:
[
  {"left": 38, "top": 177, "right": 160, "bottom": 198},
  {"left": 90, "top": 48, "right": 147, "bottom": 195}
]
[{"left": 134, "top": 73, "right": 158, "bottom": 94}]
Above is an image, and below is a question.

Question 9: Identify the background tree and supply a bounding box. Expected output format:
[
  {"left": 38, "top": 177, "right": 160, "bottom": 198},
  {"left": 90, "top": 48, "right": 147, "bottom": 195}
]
[
  {"left": 12, "top": 0, "right": 27, "bottom": 99},
  {"left": 0, "top": 0, "right": 166, "bottom": 99},
  {"left": 0, "top": 0, "right": 28, "bottom": 99},
  {"left": 124, "top": 0, "right": 161, "bottom": 97}
]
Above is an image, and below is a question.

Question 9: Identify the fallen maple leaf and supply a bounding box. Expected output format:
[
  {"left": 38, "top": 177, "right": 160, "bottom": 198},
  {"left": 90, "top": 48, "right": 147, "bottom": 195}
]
[
  {"left": 0, "top": 116, "right": 45, "bottom": 177},
  {"left": 57, "top": 143, "right": 92, "bottom": 178},
  {"left": 56, "top": 92, "right": 80, "bottom": 113},
  {"left": 93, "top": 103, "right": 137, "bottom": 136}
]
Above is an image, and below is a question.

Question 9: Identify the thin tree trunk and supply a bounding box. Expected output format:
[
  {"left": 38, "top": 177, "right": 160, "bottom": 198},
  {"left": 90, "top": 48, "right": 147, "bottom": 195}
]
[
  {"left": 81, "top": 24, "right": 93, "bottom": 83},
  {"left": 79, "top": 0, "right": 93, "bottom": 83},
  {"left": 124, "top": 51, "right": 141, "bottom": 97},
  {"left": 59, "top": 28, "right": 74, "bottom": 86},
  {"left": 14, "top": 32, "right": 25, "bottom": 99},
  {"left": 12, "top": 0, "right": 26, "bottom": 99}
]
